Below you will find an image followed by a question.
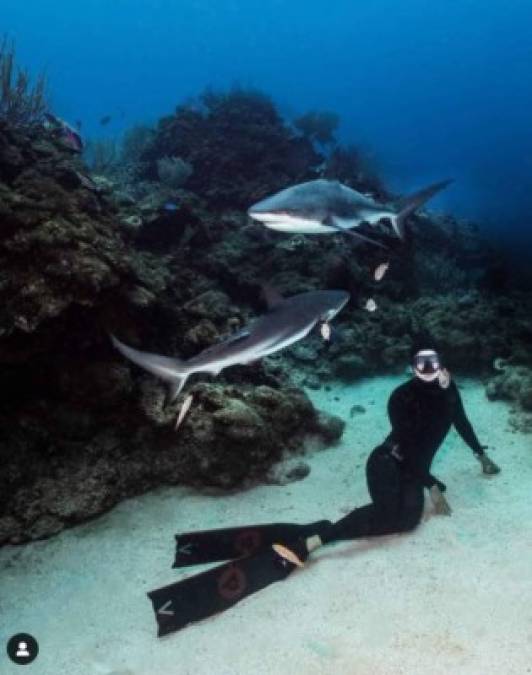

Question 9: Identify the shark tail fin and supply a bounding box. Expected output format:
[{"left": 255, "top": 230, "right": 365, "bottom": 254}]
[
  {"left": 110, "top": 334, "right": 189, "bottom": 403},
  {"left": 393, "top": 179, "right": 453, "bottom": 238}
]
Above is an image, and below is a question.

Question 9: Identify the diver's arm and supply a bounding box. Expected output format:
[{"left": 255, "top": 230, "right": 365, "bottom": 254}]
[
  {"left": 450, "top": 382, "right": 485, "bottom": 455},
  {"left": 451, "top": 382, "right": 501, "bottom": 474}
]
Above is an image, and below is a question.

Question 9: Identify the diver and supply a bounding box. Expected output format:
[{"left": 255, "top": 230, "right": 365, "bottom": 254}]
[
  {"left": 150, "top": 341, "right": 501, "bottom": 635},
  {"left": 274, "top": 341, "right": 501, "bottom": 566}
]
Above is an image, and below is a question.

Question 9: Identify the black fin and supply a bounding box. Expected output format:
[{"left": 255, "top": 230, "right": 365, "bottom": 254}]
[
  {"left": 174, "top": 521, "right": 332, "bottom": 567},
  {"left": 148, "top": 546, "right": 301, "bottom": 636}
]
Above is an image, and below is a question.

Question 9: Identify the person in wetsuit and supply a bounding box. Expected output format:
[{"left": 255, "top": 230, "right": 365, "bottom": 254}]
[{"left": 274, "top": 343, "right": 501, "bottom": 567}]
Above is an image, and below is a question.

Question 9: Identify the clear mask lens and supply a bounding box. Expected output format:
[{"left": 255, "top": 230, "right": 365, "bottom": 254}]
[{"left": 414, "top": 355, "right": 440, "bottom": 373}]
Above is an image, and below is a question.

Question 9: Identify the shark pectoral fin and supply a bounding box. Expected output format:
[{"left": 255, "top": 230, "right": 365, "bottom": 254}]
[{"left": 323, "top": 216, "right": 389, "bottom": 250}]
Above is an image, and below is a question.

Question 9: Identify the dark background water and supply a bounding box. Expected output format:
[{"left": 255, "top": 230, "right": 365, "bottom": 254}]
[{"left": 4, "top": 0, "right": 532, "bottom": 236}]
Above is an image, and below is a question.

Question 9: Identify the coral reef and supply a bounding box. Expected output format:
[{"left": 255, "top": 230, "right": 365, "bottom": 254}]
[
  {"left": 2, "top": 84, "right": 532, "bottom": 545},
  {"left": 156, "top": 155, "right": 193, "bottom": 189},
  {"left": 0, "top": 121, "right": 137, "bottom": 350},
  {"left": 0, "top": 106, "right": 346, "bottom": 545},
  {"left": 293, "top": 110, "right": 339, "bottom": 145},
  {"left": 139, "top": 87, "right": 322, "bottom": 208}
]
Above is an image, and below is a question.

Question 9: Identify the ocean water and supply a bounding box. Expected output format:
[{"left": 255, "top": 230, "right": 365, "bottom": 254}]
[
  {"left": 1, "top": 2, "right": 532, "bottom": 674},
  {"left": 4, "top": 0, "right": 532, "bottom": 229}
]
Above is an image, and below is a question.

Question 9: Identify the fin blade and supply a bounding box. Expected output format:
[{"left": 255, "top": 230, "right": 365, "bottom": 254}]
[
  {"left": 149, "top": 546, "right": 299, "bottom": 636},
  {"left": 394, "top": 179, "right": 453, "bottom": 238},
  {"left": 173, "top": 521, "right": 332, "bottom": 567}
]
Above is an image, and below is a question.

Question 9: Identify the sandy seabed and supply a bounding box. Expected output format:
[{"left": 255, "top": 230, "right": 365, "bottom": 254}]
[{"left": 1, "top": 375, "right": 532, "bottom": 675}]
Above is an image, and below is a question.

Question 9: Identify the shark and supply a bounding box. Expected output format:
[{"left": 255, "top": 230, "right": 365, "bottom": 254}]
[
  {"left": 111, "top": 287, "right": 349, "bottom": 401},
  {"left": 248, "top": 178, "right": 452, "bottom": 246}
]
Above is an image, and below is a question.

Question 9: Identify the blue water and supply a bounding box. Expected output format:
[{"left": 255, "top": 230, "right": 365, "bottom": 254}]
[{"left": 4, "top": 0, "right": 532, "bottom": 231}]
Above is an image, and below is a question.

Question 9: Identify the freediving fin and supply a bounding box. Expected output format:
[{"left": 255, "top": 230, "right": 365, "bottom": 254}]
[
  {"left": 174, "top": 520, "right": 332, "bottom": 567},
  {"left": 148, "top": 545, "right": 301, "bottom": 636}
]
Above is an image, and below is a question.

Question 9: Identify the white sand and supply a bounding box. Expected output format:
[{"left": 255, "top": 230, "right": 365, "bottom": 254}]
[{"left": 1, "top": 375, "right": 532, "bottom": 675}]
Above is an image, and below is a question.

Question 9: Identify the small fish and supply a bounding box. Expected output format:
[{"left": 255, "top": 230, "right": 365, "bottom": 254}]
[
  {"left": 75, "top": 171, "right": 100, "bottom": 192},
  {"left": 175, "top": 393, "right": 194, "bottom": 431},
  {"left": 43, "top": 112, "right": 83, "bottom": 153},
  {"left": 365, "top": 298, "right": 377, "bottom": 312},
  {"left": 320, "top": 321, "right": 331, "bottom": 341},
  {"left": 100, "top": 115, "right": 112, "bottom": 126},
  {"left": 374, "top": 261, "right": 389, "bottom": 282},
  {"left": 163, "top": 202, "right": 179, "bottom": 212},
  {"left": 65, "top": 129, "right": 83, "bottom": 153}
]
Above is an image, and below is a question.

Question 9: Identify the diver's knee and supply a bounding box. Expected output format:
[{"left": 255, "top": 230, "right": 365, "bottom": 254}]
[
  {"left": 401, "top": 520, "right": 419, "bottom": 533},
  {"left": 399, "top": 513, "right": 422, "bottom": 533}
]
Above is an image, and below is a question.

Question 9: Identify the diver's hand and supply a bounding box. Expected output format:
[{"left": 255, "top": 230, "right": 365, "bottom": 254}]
[
  {"left": 478, "top": 450, "right": 501, "bottom": 475},
  {"left": 429, "top": 484, "right": 452, "bottom": 515}
]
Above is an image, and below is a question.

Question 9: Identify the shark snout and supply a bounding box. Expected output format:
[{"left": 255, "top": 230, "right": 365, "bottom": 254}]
[
  {"left": 248, "top": 209, "right": 287, "bottom": 223},
  {"left": 248, "top": 195, "right": 274, "bottom": 220},
  {"left": 248, "top": 198, "right": 328, "bottom": 234}
]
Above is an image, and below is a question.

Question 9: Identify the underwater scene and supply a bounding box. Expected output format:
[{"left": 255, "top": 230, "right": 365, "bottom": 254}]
[{"left": 1, "top": 1, "right": 532, "bottom": 673}]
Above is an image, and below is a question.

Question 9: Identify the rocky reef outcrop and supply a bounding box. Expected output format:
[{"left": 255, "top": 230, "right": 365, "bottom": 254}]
[
  {"left": 0, "top": 379, "right": 341, "bottom": 545},
  {"left": 485, "top": 364, "right": 532, "bottom": 433}
]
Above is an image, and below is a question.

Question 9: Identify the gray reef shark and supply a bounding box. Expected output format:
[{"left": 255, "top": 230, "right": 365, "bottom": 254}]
[
  {"left": 111, "top": 287, "right": 349, "bottom": 401},
  {"left": 248, "top": 178, "right": 452, "bottom": 246}
]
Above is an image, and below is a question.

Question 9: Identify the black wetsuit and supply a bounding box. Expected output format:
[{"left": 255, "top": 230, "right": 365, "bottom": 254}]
[{"left": 320, "top": 377, "right": 484, "bottom": 544}]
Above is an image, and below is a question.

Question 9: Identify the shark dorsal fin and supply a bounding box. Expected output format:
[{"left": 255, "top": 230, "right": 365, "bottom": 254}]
[{"left": 261, "top": 284, "right": 285, "bottom": 310}]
